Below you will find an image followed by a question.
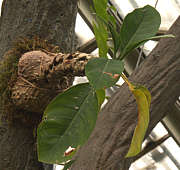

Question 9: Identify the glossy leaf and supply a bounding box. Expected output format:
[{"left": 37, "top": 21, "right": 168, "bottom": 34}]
[
  {"left": 37, "top": 83, "right": 98, "bottom": 164},
  {"left": 126, "top": 85, "right": 151, "bottom": 157},
  {"left": 85, "top": 58, "right": 124, "bottom": 90},
  {"left": 119, "top": 5, "right": 161, "bottom": 59}
]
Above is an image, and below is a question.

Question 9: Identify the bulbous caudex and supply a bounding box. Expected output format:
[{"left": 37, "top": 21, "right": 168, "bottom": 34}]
[{"left": 11, "top": 50, "right": 95, "bottom": 113}]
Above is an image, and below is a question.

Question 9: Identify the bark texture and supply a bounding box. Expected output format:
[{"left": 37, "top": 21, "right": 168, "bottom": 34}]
[
  {"left": 71, "top": 17, "right": 180, "bottom": 170},
  {"left": 0, "top": 0, "right": 179, "bottom": 170},
  {"left": 0, "top": 0, "right": 78, "bottom": 59},
  {"left": 0, "top": 0, "right": 78, "bottom": 169}
]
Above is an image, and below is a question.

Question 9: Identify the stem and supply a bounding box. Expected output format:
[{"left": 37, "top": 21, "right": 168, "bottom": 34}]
[
  {"left": 121, "top": 74, "right": 134, "bottom": 91},
  {"left": 155, "top": 0, "right": 159, "bottom": 8},
  {"left": 135, "top": 45, "right": 144, "bottom": 69}
]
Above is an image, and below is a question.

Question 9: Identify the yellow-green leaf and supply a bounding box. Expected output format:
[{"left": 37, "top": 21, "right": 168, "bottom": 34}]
[
  {"left": 96, "top": 89, "right": 105, "bottom": 110},
  {"left": 136, "top": 85, "right": 151, "bottom": 107},
  {"left": 126, "top": 85, "right": 151, "bottom": 157}
]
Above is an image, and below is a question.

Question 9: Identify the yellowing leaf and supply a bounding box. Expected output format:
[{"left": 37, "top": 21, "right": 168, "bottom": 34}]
[
  {"left": 137, "top": 85, "right": 151, "bottom": 107},
  {"left": 126, "top": 85, "right": 151, "bottom": 157}
]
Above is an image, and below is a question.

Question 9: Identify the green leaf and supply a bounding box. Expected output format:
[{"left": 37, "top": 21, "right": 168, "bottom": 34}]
[
  {"left": 126, "top": 85, "right": 151, "bottom": 157},
  {"left": 137, "top": 34, "right": 175, "bottom": 43},
  {"left": 93, "top": 0, "right": 108, "bottom": 21},
  {"left": 85, "top": 58, "right": 124, "bottom": 90},
  {"left": 96, "top": 89, "right": 105, "bottom": 109},
  {"left": 108, "top": 23, "right": 121, "bottom": 58},
  {"left": 119, "top": 5, "right": 161, "bottom": 59},
  {"left": 63, "top": 160, "right": 75, "bottom": 170},
  {"left": 37, "top": 83, "right": 98, "bottom": 164},
  {"left": 93, "top": 22, "right": 109, "bottom": 57},
  {"left": 92, "top": 0, "right": 110, "bottom": 58},
  {"left": 128, "top": 34, "right": 175, "bottom": 51}
]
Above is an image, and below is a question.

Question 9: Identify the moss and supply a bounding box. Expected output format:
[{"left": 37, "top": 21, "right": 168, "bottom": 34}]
[{"left": 0, "top": 37, "right": 60, "bottom": 125}]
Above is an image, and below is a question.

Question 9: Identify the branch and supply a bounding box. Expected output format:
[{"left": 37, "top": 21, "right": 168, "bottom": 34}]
[
  {"left": 76, "top": 38, "right": 97, "bottom": 53},
  {"left": 134, "top": 134, "right": 170, "bottom": 161}
]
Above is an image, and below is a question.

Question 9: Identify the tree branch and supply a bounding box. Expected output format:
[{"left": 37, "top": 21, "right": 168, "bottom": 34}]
[
  {"left": 134, "top": 134, "right": 170, "bottom": 161},
  {"left": 0, "top": 0, "right": 79, "bottom": 169},
  {"left": 76, "top": 38, "right": 97, "bottom": 53},
  {"left": 0, "top": 0, "right": 78, "bottom": 59}
]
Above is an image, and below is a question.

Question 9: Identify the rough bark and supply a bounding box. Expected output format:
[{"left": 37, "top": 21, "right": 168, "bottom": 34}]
[
  {"left": 71, "top": 17, "right": 180, "bottom": 170},
  {"left": 0, "top": 0, "right": 179, "bottom": 170},
  {"left": 0, "top": 0, "right": 78, "bottom": 59},
  {"left": 0, "top": 0, "right": 78, "bottom": 169}
]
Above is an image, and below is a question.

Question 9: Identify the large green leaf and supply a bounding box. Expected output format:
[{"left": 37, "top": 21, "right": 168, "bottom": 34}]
[
  {"left": 119, "top": 5, "right": 161, "bottom": 59},
  {"left": 37, "top": 83, "right": 98, "bottom": 164},
  {"left": 126, "top": 85, "right": 151, "bottom": 157},
  {"left": 85, "top": 58, "right": 124, "bottom": 90}
]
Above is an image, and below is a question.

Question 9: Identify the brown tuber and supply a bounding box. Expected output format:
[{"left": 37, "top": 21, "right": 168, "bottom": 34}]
[{"left": 0, "top": 37, "right": 95, "bottom": 126}]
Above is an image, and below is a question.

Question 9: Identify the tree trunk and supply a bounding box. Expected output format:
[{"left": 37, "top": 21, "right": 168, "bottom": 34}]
[
  {"left": 0, "top": 0, "right": 179, "bottom": 170},
  {"left": 0, "top": 0, "right": 78, "bottom": 58},
  {"left": 71, "top": 17, "right": 180, "bottom": 170},
  {"left": 0, "top": 0, "right": 78, "bottom": 169}
]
